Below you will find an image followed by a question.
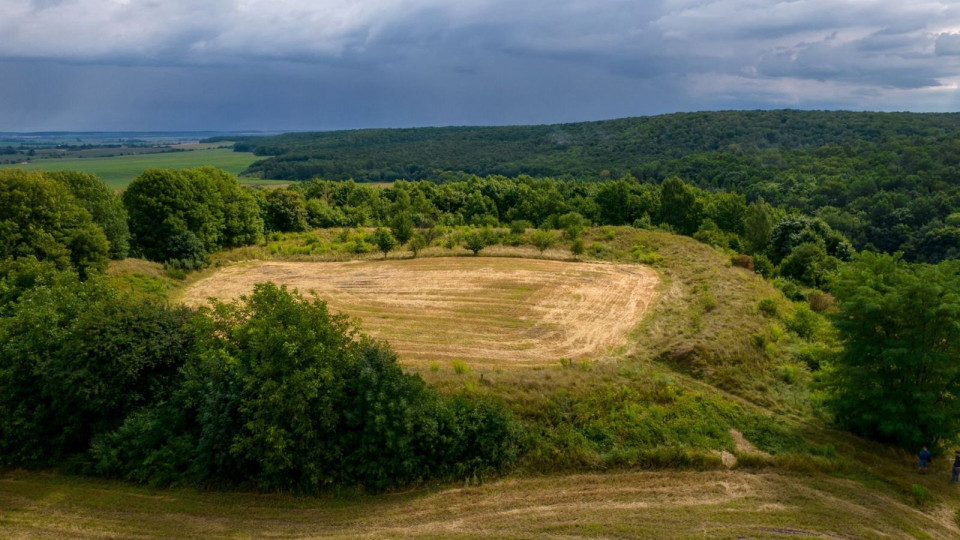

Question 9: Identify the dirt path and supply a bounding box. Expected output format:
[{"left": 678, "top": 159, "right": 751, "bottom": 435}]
[{"left": 181, "top": 257, "right": 660, "bottom": 369}]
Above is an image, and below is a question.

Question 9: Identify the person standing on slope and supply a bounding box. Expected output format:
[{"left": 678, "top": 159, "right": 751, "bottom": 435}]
[
  {"left": 918, "top": 446, "right": 932, "bottom": 474},
  {"left": 951, "top": 451, "right": 960, "bottom": 483}
]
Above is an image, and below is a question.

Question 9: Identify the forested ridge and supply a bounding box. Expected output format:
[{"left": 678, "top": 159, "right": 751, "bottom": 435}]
[
  {"left": 227, "top": 111, "right": 960, "bottom": 263},
  {"left": 227, "top": 110, "right": 960, "bottom": 181}
]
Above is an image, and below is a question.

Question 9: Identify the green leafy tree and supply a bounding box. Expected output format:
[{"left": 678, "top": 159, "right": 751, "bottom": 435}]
[
  {"left": 390, "top": 211, "right": 415, "bottom": 245},
  {"left": 192, "top": 167, "right": 263, "bottom": 248},
  {"left": 123, "top": 169, "right": 213, "bottom": 263},
  {"left": 530, "top": 229, "right": 557, "bottom": 254},
  {"left": 707, "top": 192, "right": 747, "bottom": 235},
  {"left": 778, "top": 242, "right": 839, "bottom": 287},
  {"left": 305, "top": 199, "right": 348, "bottom": 228},
  {"left": 372, "top": 228, "right": 397, "bottom": 258},
  {"left": 570, "top": 238, "right": 585, "bottom": 259},
  {"left": 557, "top": 211, "right": 589, "bottom": 240},
  {"left": 509, "top": 220, "right": 533, "bottom": 235},
  {"left": 828, "top": 253, "right": 960, "bottom": 448},
  {"left": 658, "top": 176, "right": 703, "bottom": 235},
  {"left": 770, "top": 214, "right": 852, "bottom": 264},
  {"left": 48, "top": 171, "right": 130, "bottom": 259},
  {"left": 463, "top": 230, "right": 488, "bottom": 255},
  {"left": 744, "top": 197, "right": 774, "bottom": 254},
  {"left": 408, "top": 232, "right": 427, "bottom": 258},
  {"left": 180, "top": 283, "right": 521, "bottom": 491},
  {"left": 0, "top": 169, "right": 109, "bottom": 278},
  {"left": 263, "top": 188, "right": 309, "bottom": 233}
]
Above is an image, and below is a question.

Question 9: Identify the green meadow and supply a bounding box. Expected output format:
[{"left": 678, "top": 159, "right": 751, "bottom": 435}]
[{"left": 0, "top": 148, "right": 267, "bottom": 189}]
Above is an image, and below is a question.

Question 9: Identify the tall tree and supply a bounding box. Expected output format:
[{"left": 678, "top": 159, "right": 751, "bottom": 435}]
[
  {"left": 828, "top": 253, "right": 960, "bottom": 448},
  {"left": 658, "top": 176, "right": 703, "bottom": 235},
  {"left": 744, "top": 197, "right": 773, "bottom": 254},
  {"left": 0, "top": 169, "right": 109, "bottom": 278},
  {"left": 48, "top": 171, "right": 130, "bottom": 259}
]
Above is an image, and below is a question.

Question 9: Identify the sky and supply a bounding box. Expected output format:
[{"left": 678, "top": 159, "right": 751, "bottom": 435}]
[{"left": 2, "top": 0, "right": 960, "bottom": 131}]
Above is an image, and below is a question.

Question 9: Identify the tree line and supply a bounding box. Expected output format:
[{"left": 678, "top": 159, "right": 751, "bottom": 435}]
[{"left": 223, "top": 110, "right": 960, "bottom": 182}]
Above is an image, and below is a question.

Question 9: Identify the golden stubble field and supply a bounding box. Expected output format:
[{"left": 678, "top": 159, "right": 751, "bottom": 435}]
[{"left": 181, "top": 257, "right": 659, "bottom": 369}]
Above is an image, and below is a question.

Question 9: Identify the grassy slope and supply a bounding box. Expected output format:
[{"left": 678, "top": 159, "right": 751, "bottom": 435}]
[
  {"left": 6, "top": 226, "right": 960, "bottom": 538},
  {"left": 3, "top": 469, "right": 958, "bottom": 539},
  {"left": 0, "top": 148, "right": 265, "bottom": 189}
]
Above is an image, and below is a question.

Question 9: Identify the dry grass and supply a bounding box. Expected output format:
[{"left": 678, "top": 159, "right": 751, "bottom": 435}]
[
  {"left": 106, "top": 258, "right": 166, "bottom": 279},
  {"left": 2, "top": 469, "right": 958, "bottom": 539},
  {"left": 180, "top": 258, "right": 659, "bottom": 369}
]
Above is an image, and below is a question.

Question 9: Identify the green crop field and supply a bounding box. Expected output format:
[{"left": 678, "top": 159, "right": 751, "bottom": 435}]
[{"left": 0, "top": 148, "right": 266, "bottom": 189}]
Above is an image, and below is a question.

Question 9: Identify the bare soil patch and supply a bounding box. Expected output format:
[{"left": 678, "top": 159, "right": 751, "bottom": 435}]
[{"left": 181, "top": 257, "right": 659, "bottom": 369}]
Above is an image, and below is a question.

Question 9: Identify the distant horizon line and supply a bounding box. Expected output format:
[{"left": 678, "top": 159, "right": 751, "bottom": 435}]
[{"left": 4, "top": 108, "right": 959, "bottom": 136}]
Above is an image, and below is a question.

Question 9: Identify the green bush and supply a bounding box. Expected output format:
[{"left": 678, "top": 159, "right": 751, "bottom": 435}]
[
  {"left": 910, "top": 484, "right": 932, "bottom": 506},
  {"left": 758, "top": 298, "right": 778, "bottom": 317},
  {"left": 786, "top": 304, "right": 823, "bottom": 340},
  {"left": 0, "top": 272, "right": 195, "bottom": 466},
  {"left": 94, "top": 284, "right": 521, "bottom": 492}
]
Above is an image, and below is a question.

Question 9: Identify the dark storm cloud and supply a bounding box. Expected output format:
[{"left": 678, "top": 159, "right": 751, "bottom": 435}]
[{"left": 0, "top": 0, "right": 958, "bottom": 130}]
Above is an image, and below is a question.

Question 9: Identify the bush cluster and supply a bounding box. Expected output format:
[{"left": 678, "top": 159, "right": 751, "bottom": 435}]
[{"left": 0, "top": 265, "right": 523, "bottom": 491}]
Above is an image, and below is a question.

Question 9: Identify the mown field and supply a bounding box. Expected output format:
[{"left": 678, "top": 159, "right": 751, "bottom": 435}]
[
  {"left": 0, "top": 148, "right": 267, "bottom": 189},
  {"left": 181, "top": 258, "right": 659, "bottom": 369},
  {"left": 3, "top": 468, "right": 959, "bottom": 539}
]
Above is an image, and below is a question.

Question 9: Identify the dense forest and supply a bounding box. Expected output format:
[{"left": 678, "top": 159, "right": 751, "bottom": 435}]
[
  {"left": 226, "top": 110, "right": 960, "bottom": 182},
  {"left": 227, "top": 110, "right": 960, "bottom": 263}
]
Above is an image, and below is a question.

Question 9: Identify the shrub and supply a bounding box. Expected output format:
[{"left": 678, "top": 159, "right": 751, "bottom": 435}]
[
  {"left": 452, "top": 359, "right": 470, "bottom": 375},
  {"left": 752, "top": 253, "right": 774, "bottom": 277},
  {"left": 758, "top": 298, "right": 779, "bottom": 317},
  {"left": 807, "top": 291, "right": 835, "bottom": 312},
  {"left": 463, "top": 231, "right": 487, "bottom": 255},
  {"left": 787, "top": 304, "right": 822, "bottom": 340},
  {"left": 731, "top": 254, "right": 754, "bottom": 270},
  {"left": 530, "top": 230, "right": 557, "bottom": 254},
  {"left": 96, "top": 284, "right": 521, "bottom": 492},
  {"left": 910, "top": 484, "right": 932, "bottom": 506},
  {"left": 773, "top": 278, "right": 806, "bottom": 301},
  {"left": 509, "top": 220, "right": 532, "bottom": 235},
  {"left": 0, "top": 274, "right": 196, "bottom": 466}
]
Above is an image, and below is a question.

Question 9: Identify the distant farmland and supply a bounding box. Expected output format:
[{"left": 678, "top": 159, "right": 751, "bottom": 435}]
[{"left": 0, "top": 148, "right": 264, "bottom": 189}]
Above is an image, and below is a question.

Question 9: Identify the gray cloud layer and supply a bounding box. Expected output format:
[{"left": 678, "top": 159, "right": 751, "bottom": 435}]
[{"left": 1, "top": 0, "right": 959, "bottom": 130}]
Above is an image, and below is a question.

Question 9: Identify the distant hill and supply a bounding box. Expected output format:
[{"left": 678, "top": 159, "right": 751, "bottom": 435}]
[{"left": 228, "top": 110, "right": 960, "bottom": 182}]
